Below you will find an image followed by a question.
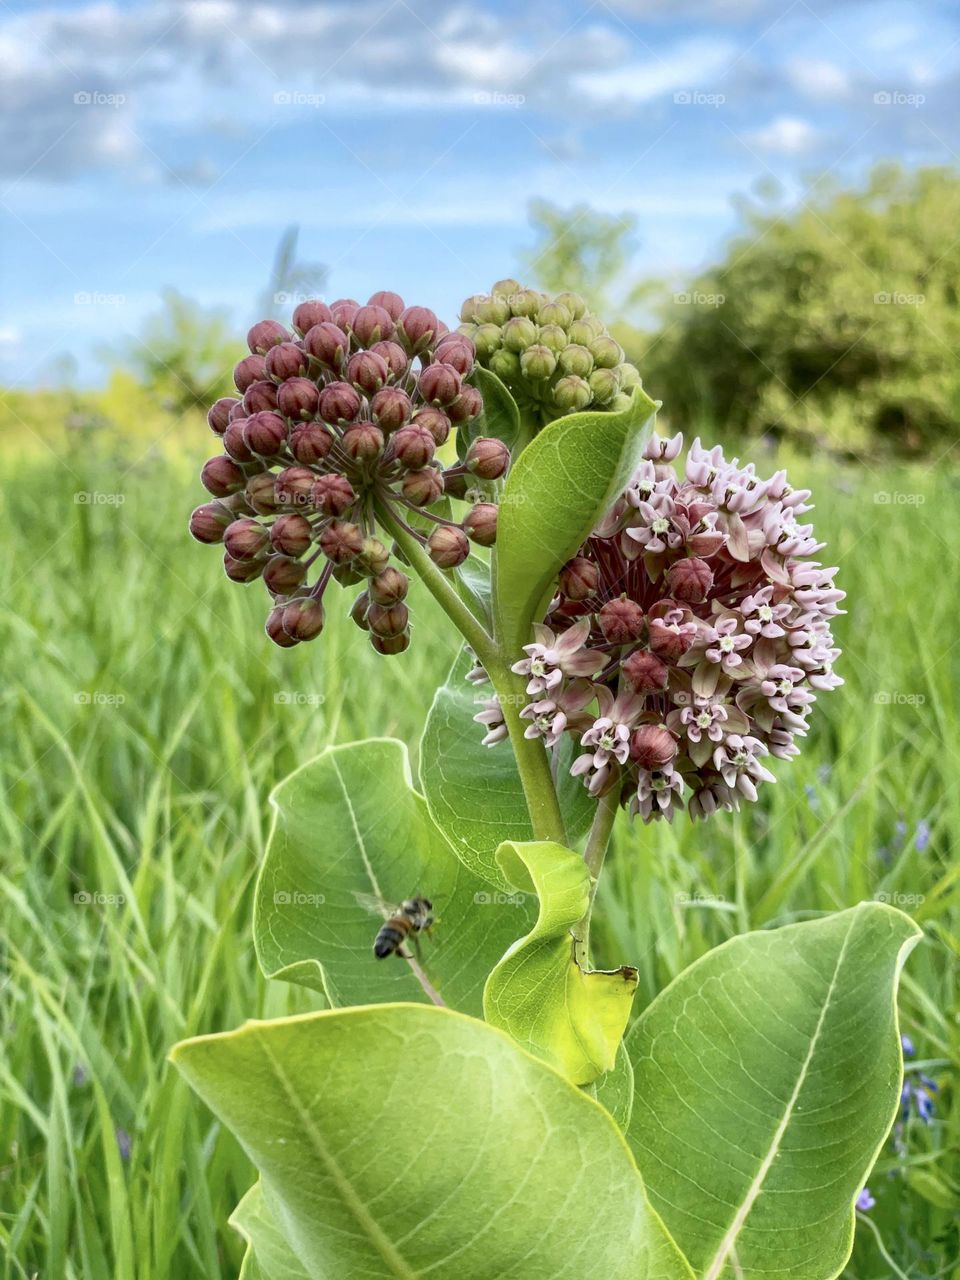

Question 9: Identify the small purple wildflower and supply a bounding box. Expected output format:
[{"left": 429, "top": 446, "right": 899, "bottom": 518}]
[
  {"left": 915, "top": 819, "right": 931, "bottom": 852},
  {"left": 855, "top": 1187, "right": 875, "bottom": 1212},
  {"left": 901, "top": 1070, "right": 938, "bottom": 1124}
]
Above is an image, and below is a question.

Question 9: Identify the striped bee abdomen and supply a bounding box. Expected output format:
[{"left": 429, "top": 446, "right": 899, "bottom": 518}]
[{"left": 373, "top": 916, "right": 411, "bottom": 958}]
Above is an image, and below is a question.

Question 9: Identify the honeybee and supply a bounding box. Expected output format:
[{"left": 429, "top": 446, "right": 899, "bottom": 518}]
[{"left": 354, "top": 892, "right": 435, "bottom": 959}]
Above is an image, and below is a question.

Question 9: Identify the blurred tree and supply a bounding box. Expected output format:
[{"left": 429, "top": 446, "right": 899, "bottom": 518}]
[
  {"left": 638, "top": 164, "right": 960, "bottom": 456},
  {"left": 524, "top": 200, "right": 654, "bottom": 316},
  {"left": 258, "top": 225, "right": 327, "bottom": 320},
  {"left": 103, "top": 289, "right": 236, "bottom": 416}
]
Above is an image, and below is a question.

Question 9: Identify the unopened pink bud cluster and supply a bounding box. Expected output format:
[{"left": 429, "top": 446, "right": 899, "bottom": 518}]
[{"left": 475, "top": 433, "right": 844, "bottom": 822}]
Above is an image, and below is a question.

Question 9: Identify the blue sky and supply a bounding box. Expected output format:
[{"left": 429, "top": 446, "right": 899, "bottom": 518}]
[{"left": 1, "top": 0, "right": 958, "bottom": 384}]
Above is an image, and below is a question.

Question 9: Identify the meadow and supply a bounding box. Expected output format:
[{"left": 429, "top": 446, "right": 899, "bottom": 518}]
[{"left": 0, "top": 401, "right": 957, "bottom": 1279}]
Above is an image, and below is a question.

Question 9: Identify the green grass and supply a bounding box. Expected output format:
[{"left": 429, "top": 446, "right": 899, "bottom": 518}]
[{"left": 0, "top": 415, "right": 957, "bottom": 1278}]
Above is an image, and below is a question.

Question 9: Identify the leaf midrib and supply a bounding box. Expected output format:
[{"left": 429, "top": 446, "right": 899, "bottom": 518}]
[
  {"left": 702, "top": 915, "right": 857, "bottom": 1280},
  {"left": 256, "top": 1027, "right": 419, "bottom": 1279}
]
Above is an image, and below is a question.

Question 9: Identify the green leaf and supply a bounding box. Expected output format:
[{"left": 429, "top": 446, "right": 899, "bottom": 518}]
[
  {"left": 460, "top": 365, "right": 520, "bottom": 456},
  {"left": 484, "top": 840, "right": 638, "bottom": 1085},
  {"left": 232, "top": 1183, "right": 310, "bottom": 1280},
  {"left": 253, "top": 738, "right": 536, "bottom": 1016},
  {"left": 419, "top": 649, "right": 594, "bottom": 887},
  {"left": 173, "top": 1005, "right": 694, "bottom": 1280},
  {"left": 624, "top": 903, "right": 921, "bottom": 1280},
  {"left": 492, "top": 384, "right": 657, "bottom": 658},
  {"left": 594, "top": 1041, "right": 636, "bottom": 1133}
]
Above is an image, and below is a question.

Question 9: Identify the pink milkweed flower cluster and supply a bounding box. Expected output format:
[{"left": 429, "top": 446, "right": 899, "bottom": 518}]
[{"left": 476, "top": 432, "right": 844, "bottom": 821}]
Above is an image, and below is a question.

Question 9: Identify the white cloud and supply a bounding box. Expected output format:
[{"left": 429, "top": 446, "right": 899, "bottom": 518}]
[
  {"left": 744, "top": 115, "right": 819, "bottom": 155},
  {"left": 787, "top": 59, "right": 851, "bottom": 99},
  {"left": 574, "top": 38, "right": 736, "bottom": 104}
]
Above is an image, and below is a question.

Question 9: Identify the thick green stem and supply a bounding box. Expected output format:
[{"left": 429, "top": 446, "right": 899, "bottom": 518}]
[
  {"left": 576, "top": 787, "right": 620, "bottom": 962},
  {"left": 377, "top": 499, "right": 567, "bottom": 845}
]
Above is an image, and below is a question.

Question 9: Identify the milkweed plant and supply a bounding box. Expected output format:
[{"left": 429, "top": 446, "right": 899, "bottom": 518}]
[{"left": 176, "top": 280, "right": 920, "bottom": 1280}]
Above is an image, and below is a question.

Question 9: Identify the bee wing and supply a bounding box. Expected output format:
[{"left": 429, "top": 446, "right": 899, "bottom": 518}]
[{"left": 352, "top": 890, "right": 397, "bottom": 919}]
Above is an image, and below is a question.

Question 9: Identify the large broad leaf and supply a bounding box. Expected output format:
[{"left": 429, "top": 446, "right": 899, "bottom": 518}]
[
  {"left": 624, "top": 903, "right": 920, "bottom": 1280},
  {"left": 419, "top": 649, "right": 594, "bottom": 887},
  {"left": 492, "top": 384, "right": 657, "bottom": 659},
  {"left": 232, "top": 1183, "right": 310, "bottom": 1280},
  {"left": 173, "top": 1005, "right": 694, "bottom": 1280},
  {"left": 484, "top": 841, "right": 638, "bottom": 1086},
  {"left": 254, "top": 738, "right": 536, "bottom": 1016}
]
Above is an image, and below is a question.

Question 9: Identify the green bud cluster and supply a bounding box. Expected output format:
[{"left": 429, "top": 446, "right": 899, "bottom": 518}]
[{"left": 458, "top": 280, "right": 642, "bottom": 429}]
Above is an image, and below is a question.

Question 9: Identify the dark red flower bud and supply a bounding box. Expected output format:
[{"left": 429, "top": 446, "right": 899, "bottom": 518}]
[
  {"left": 465, "top": 436, "right": 510, "bottom": 480},
  {"left": 665, "top": 556, "right": 714, "bottom": 603},
  {"left": 630, "top": 724, "right": 678, "bottom": 770},
  {"left": 244, "top": 411, "right": 288, "bottom": 456},
  {"left": 350, "top": 590, "right": 371, "bottom": 630},
  {"left": 370, "top": 629, "right": 410, "bottom": 656},
  {"left": 223, "top": 419, "right": 255, "bottom": 462},
  {"left": 319, "top": 381, "right": 362, "bottom": 425},
  {"left": 622, "top": 649, "right": 669, "bottom": 695},
  {"left": 366, "top": 600, "right": 409, "bottom": 638},
  {"left": 319, "top": 520, "right": 364, "bottom": 564},
  {"left": 648, "top": 614, "right": 696, "bottom": 661},
  {"left": 440, "top": 468, "right": 468, "bottom": 499},
  {"left": 412, "top": 406, "right": 451, "bottom": 446},
  {"left": 278, "top": 377, "right": 321, "bottom": 420},
  {"left": 266, "top": 605, "right": 300, "bottom": 647},
  {"left": 312, "top": 474, "right": 356, "bottom": 516},
  {"left": 367, "top": 290, "right": 405, "bottom": 320},
  {"left": 189, "top": 501, "right": 233, "bottom": 544},
  {"left": 281, "top": 596, "right": 325, "bottom": 641},
  {"left": 390, "top": 424, "right": 435, "bottom": 470},
  {"left": 266, "top": 342, "right": 310, "bottom": 382},
  {"left": 328, "top": 298, "right": 359, "bottom": 330},
  {"left": 447, "top": 384, "right": 483, "bottom": 423},
  {"left": 367, "top": 341, "right": 407, "bottom": 382},
  {"left": 369, "top": 567, "right": 408, "bottom": 605},
  {"left": 228, "top": 400, "right": 248, "bottom": 422},
  {"left": 290, "top": 421, "right": 333, "bottom": 465},
  {"left": 201, "top": 454, "right": 246, "bottom": 497},
  {"left": 351, "top": 304, "right": 394, "bottom": 346},
  {"left": 427, "top": 525, "right": 469, "bottom": 568},
  {"left": 599, "top": 597, "right": 645, "bottom": 643},
  {"left": 243, "top": 380, "right": 279, "bottom": 414},
  {"left": 275, "top": 467, "right": 316, "bottom": 507},
  {"left": 434, "top": 334, "right": 475, "bottom": 376},
  {"left": 356, "top": 536, "right": 390, "bottom": 577},
  {"left": 234, "top": 354, "right": 267, "bottom": 392},
  {"left": 302, "top": 322, "right": 349, "bottom": 368},
  {"left": 559, "top": 556, "right": 599, "bottom": 601},
  {"left": 418, "top": 362, "right": 461, "bottom": 407},
  {"left": 346, "top": 350, "right": 389, "bottom": 395},
  {"left": 270, "top": 513, "right": 313, "bottom": 557},
  {"left": 208, "top": 397, "right": 239, "bottom": 435},
  {"left": 292, "top": 300, "right": 331, "bottom": 335},
  {"left": 263, "top": 554, "right": 307, "bottom": 595},
  {"left": 224, "top": 517, "right": 269, "bottom": 560},
  {"left": 225, "top": 552, "right": 265, "bottom": 583},
  {"left": 246, "top": 472, "right": 281, "bottom": 514},
  {"left": 397, "top": 305, "right": 439, "bottom": 355},
  {"left": 370, "top": 386, "right": 412, "bottom": 432},
  {"left": 247, "top": 319, "right": 290, "bottom": 354},
  {"left": 402, "top": 468, "right": 445, "bottom": 507},
  {"left": 342, "top": 421, "right": 384, "bottom": 462},
  {"left": 463, "top": 503, "right": 498, "bottom": 546}
]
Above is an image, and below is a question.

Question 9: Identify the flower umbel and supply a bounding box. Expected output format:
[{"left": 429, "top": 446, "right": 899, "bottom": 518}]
[
  {"left": 190, "top": 294, "right": 509, "bottom": 652},
  {"left": 476, "top": 432, "right": 844, "bottom": 822},
  {"left": 459, "top": 280, "right": 643, "bottom": 429}
]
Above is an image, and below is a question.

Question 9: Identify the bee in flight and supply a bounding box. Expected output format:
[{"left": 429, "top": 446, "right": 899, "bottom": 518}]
[{"left": 354, "top": 892, "right": 435, "bottom": 960}]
